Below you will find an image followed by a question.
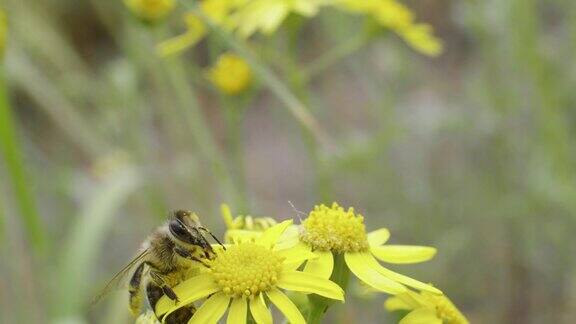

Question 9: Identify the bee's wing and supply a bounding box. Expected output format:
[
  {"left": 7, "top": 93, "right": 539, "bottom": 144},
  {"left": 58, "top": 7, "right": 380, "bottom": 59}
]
[{"left": 91, "top": 249, "right": 150, "bottom": 305}]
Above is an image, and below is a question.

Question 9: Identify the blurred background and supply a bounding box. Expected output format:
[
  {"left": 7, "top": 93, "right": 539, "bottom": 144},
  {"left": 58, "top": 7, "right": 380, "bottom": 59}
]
[{"left": 1, "top": 0, "right": 576, "bottom": 323}]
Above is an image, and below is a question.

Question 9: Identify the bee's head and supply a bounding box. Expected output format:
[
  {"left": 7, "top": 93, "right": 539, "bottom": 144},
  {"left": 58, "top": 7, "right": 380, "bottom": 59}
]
[
  {"left": 168, "top": 210, "right": 205, "bottom": 247},
  {"left": 173, "top": 210, "right": 201, "bottom": 227},
  {"left": 168, "top": 218, "right": 198, "bottom": 245}
]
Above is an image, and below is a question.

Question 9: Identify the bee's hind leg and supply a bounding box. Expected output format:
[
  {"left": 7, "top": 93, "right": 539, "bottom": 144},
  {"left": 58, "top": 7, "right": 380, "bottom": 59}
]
[
  {"left": 147, "top": 281, "right": 196, "bottom": 324},
  {"left": 149, "top": 270, "right": 179, "bottom": 303},
  {"left": 128, "top": 262, "right": 146, "bottom": 316}
]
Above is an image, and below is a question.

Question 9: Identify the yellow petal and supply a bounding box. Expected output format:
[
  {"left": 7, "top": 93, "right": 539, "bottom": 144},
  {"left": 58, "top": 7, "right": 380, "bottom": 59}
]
[
  {"left": 156, "top": 31, "right": 203, "bottom": 57},
  {"left": 400, "top": 308, "right": 442, "bottom": 324},
  {"left": 277, "top": 242, "right": 317, "bottom": 268},
  {"left": 275, "top": 225, "right": 300, "bottom": 250},
  {"left": 370, "top": 245, "right": 437, "bottom": 264},
  {"left": 221, "top": 203, "right": 235, "bottom": 229},
  {"left": 155, "top": 274, "right": 218, "bottom": 316},
  {"left": 225, "top": 229, "right": 262, "bottom": 243},
  {"left": 385, "top": 290, "right": 425, "bottom": 311},
  {"left": 384, "top": 295, "right": 413, "bottom": 311},
  {"left": 189, "top": 292, "right": 230, "bottom": 324},
  {"left": 266, "top": 288, "right": 306, "bottom": 324},
  {"left": 344, "top": 252, "right": 406, "bottom": 294},
  {"left": 226, "top": 298, "right": 247, "bottom": 324},
  {"left": 303, "top": 250, "right": 334, "bottom": 279},
  {"left": 249, "top": 294, "right": 272, "bottom": 324},
  {"left": 257, "top": 220, "right": 293, "bottom": 248},
  {"left": 276, "top": 270, "right": 344, "bottom": 300},
  {"left": 367, "top": 228, "right": 391, "bottom": 246},
  {"left": 363, "top": 253, "right": 442, "bottom": 294},
  {"left": 293, "top": 0, "right": 319, "bottom": 16}
]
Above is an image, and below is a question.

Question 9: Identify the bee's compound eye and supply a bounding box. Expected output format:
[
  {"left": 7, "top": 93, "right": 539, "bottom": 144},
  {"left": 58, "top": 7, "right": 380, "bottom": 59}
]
[{"left": 169, "top": 220, "right": 195, "bottom": 244}]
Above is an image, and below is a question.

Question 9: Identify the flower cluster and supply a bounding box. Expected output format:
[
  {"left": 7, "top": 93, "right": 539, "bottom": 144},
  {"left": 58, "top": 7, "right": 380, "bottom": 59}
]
[
  {"left": 149, "top": 0, "right": 441, "bottom": 57},
  {"left": 141, "top": 202, "right": 467, "bottom": 324}
]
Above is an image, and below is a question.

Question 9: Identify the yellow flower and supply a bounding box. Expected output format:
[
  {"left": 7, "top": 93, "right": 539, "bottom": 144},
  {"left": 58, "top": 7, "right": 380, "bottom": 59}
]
[
  {"left": 385, "top": 289, "right": 469, "bottom": 324},
  {"left": 221, "top": 203, "right": 277, "bottom": 243},
  {"left": 155, "top": 220, "right": 344, "bottom": 324},
  {"left": 123, "top": 0, "right": 175, "bottom": 23},
  {"left": 281, "top": 203, "right": 441, "bottom": 295},
  {"left": 157, "top": 0, "right": 234, "bottom": 57},
  {"left": 0, "top": 9, "right": 6, "bottom": 59},
  {"left": 206, "top": 53, "right": 253, "bottom": 95},
  {"left": 231, "top": 0, "right": 326, "bottom": 37},
  {"left": 333, "top": 0, "right": 443, "bottom": 56}
]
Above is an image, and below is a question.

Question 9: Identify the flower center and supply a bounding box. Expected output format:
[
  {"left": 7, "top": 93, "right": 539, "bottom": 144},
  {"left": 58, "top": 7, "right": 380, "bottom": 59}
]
[
  {"left": 299, "top": 203, "right": 369, "bottom": 253},
  {"left": 210, "top": 243, "right": 284, "bottom": 297}
]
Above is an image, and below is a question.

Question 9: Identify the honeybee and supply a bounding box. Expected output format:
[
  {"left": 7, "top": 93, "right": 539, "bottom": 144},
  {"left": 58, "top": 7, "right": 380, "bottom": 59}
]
[{"left": 94, "top": 210, "right": 223, "bottom": 323}]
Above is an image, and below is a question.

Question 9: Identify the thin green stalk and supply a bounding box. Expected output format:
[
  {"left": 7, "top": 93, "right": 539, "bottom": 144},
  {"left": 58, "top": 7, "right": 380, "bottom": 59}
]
[
  {"left": 161, "top": 55, "right": 239, "bottom": 205},
  {"left": 307, "top": 253, "right": 349, "bottom": 324},
  {"left": 302, "top": 32, "right": 371, "bottom": 83},
  {"left": 283, "top": 21, "right": 333, "bottom": 201},
  {"left": 0, "top": 65, "right": 46, "bottom": 253},
  {"left": 222, "top": 97, "right": 249, "bottom": 212},
  {"left": 182, "top": 0, "right": 335, "bottom": 152},
  {"left": 7, "top": 49, "right": 106, "bottom": 158}
]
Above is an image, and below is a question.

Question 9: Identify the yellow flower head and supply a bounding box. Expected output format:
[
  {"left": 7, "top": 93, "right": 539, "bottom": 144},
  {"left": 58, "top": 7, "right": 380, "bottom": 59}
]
[
  {"left": 283, "top": 202, "right": 442, "bottom": 296},
  {"left": 385, "top": 289, "right": 469, "bottom": 324},
  {"left": 123, "top": 0, "right": 175, "bottom": 23},
  {"left": 206, "top": 53, "right": 253, "bottom": 95},
  {"left": 300, "top": 203, "right": 369, "bottom": 253},
  {"left": 155, "top": 220, "right": 344, "bottom": 324},
  {"left": 221, "top": 204, "right": 277, "bottom": 243},
  {"left": 0, "top": 9, "right": 6, "bottom": 59}
]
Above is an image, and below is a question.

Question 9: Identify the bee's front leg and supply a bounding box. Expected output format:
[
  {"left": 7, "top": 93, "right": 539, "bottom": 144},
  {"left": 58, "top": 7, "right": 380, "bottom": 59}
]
[{"left": 174, "top": 246, "right": 211, "bottom": 267}]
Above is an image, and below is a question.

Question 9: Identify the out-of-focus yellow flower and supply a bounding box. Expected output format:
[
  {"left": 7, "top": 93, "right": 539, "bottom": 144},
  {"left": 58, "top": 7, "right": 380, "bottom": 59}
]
[
  {"left": 333, "top": 0, "right": 443, "bottom": 56},
  {"left": 398, "top": 23, "right": 443, "bottom": 57},
  {"left": 385, "top": 289, "right": 469, "bottom": 324},
  {"left": 157, "top": 0, "right": 234, "bottom": 57},
  {"left": 206, "top": 53, "right": 253, "bottom": 95},
  {"left": 155, "top": 220, "right": 344, "bottom": 324},
  {"left": 221, "top": 203, "right": 277, "bottom": 242},
  {"left": 123, "top": 0, "right": 175, "bottom": 23},
  {"left": 231, "top": 0, "right": 326, "bottom": 37},
  {"left": 279, "top": 202, "right": 442, "bottom": 295},
  {"left": 0, "top": 9, "right": 6, "bottom": 59}
]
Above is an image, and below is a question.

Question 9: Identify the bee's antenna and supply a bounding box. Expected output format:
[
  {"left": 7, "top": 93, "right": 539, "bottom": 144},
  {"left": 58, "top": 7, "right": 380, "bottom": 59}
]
[
  {"left": 288, "top": 201, "right": 306, "bottom": 222},
  {"left": 199, "top": 227, "right": 226, "bottom": 250}
]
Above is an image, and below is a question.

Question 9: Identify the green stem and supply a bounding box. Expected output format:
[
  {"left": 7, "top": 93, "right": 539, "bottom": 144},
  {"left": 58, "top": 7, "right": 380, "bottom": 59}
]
[
  {"left": 182, "top": 0, "right": 335, "bottom": 152},
  {"left": 0, "top": 65, "right": 46, "bottom": 254},
  {"left": 307, "top": 253, "right": 350, "bottom": 324},
  {"left": 302, "top": 32, "right": 371, "bottom": 83},
  {"left": 222, "top": 97, "right": 249, "bottom": 212},
  {"left": 161, "top": 55, "right": 239, "bottom": 205},
  {"left": 8, "top": 49, "right": 105, "bottom": 158}
]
